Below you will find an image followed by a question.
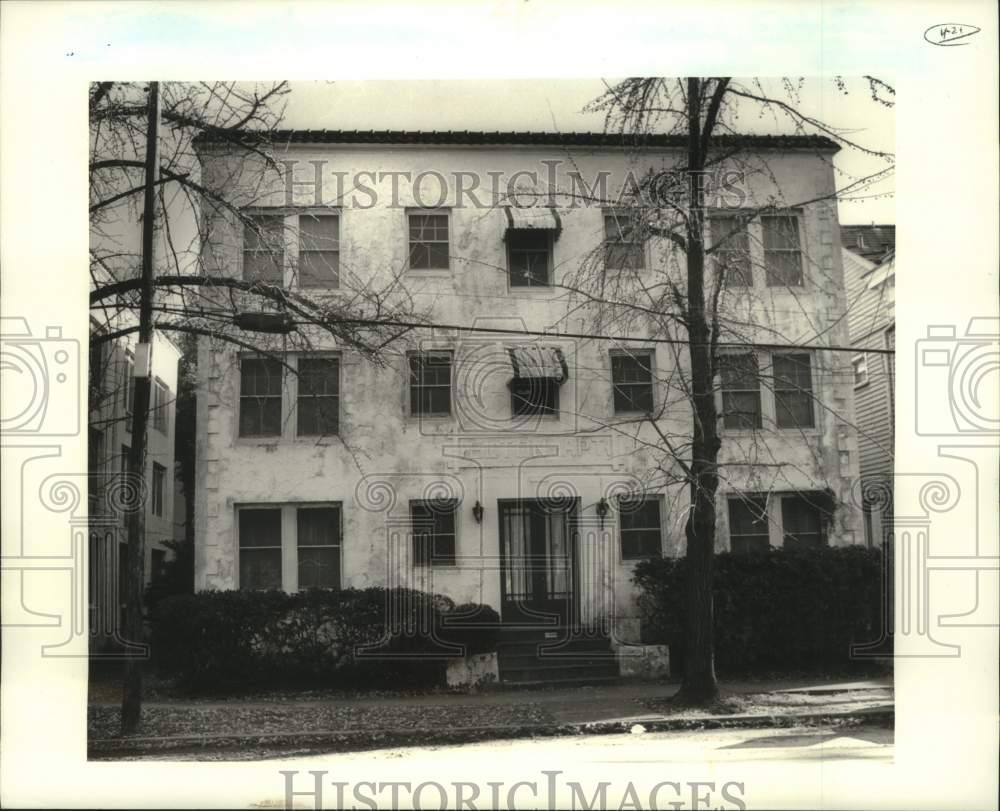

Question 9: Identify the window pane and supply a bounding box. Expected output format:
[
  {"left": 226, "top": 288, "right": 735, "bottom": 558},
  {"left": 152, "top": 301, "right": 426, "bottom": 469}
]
[
  {"left": 300, "top": 214, "right": 339, "bottom": 247},
  {"left": 773, "top": 354, "right": 813, "bottom": 429},
  {"left": 619, "top": 497, "right": 662, "bottom": 559},
  {"left": 720, "top": 353, "right": 762, "bottom": 429},
  {"left": 427, "top": 243, "right": 450, "bottom": 269},
  {"left": 409, "top": 243, "right": 431, "bottom": 269},
  {"left": 509, "top": 250, "right": 549, "bottom": 286},
  {"left": 728, "top": 496, "right": 770, "bottom": 554},
  {"left": 240, "top": 548, "right": 282, "bottom": 590},
  {"left": 410, "top": 500, "right": 457, "bottom": 566},
  {"left": 762, "top": 216, "right": 799, "bottom": 251},
  {"left": 244, "top": 215, "right": 283, "bottom": 251},
  {"left": 511, "top": 379, "right": 558, "bottom": 416},
  {"left": 619, "top": 497, "right": 660, "bottom": 531},
  {"left": 299, "top": 358, "right": 339, "bottom": 395},
  {"left": 410, "top": 354, "right": 452, "bottom": 415},
  {"left": 298, "top": 546, "right": 340, "bottom": 589},
  {"left": 239, "top": 508, "right": 281, "bottom": 547},
  {"left": 242, "top": 358, "right": 283, "bottom": 396},
  {"left": 612, "top": 353, "right": 653, "bottom": 413},
  {"left": 723, "top": 391, "right": 763, "bottom": 429},
  {"left": 764, "top": 251, "right": 802, "bottom": 286},
  {"left": 297, "top": 507, "right": 340, "bottom": 546},
  {"left": 781, "top": 495, "right": 826, "bottom": 549},
  {"left": 299, "top": 250, "right": 340, "bottom": 288}
]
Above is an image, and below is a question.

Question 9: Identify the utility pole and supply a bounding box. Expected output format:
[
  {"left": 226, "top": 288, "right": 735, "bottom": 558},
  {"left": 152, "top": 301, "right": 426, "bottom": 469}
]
[{"left": 121, "top": 80, "right": 159, "bottom": 735}]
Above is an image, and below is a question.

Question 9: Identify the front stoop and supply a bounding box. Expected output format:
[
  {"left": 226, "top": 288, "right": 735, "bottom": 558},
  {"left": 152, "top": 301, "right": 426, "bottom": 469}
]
[{"left": 496, "top": 627, "right": 620, "bottom": 685}]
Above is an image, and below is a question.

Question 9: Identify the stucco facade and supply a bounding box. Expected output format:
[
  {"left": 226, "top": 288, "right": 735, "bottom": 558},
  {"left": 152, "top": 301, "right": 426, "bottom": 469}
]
[{"left": 194, "top": 132, "right": 862, "bottom": 643}]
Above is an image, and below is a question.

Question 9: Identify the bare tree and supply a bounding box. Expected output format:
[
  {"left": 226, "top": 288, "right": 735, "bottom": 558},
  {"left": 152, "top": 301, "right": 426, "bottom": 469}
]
[
  {"left": 557, "top": 77, "right": 895, "bottom": 704},
  {"left": 89, "top": 81, "right": 425, "bottom": 732}
]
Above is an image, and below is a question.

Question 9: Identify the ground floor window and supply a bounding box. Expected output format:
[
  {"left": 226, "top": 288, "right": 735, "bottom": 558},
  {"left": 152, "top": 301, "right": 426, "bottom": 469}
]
[
  {"left": 726, "top": 491, "right": 830, "bottom": 553},
  {"left": 618, "top": 496, "right": 663, "bottom": 559},
  {"left": 409, "top": 499, "right": 458, "bottom": 566},
  {"left": 237, "top": 503, "right": 342, "bottom": 591}
]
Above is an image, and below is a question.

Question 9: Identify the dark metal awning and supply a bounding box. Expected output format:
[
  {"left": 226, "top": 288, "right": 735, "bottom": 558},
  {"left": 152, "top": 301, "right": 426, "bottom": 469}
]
[
  {"left": 503, "top": 206, "right": 562, "bottom": 238},
  {"left": 507, "top": 345, "right": 568, "bottom": 383}
]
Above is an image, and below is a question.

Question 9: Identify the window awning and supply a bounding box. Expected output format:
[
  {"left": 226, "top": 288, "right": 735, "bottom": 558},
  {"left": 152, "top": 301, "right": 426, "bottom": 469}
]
[
  {"left": 507, "top": 345, "right": 568, "bottom": 383},
  {"left": 503, "top": 206, "right": 562, "bottom": 238}
]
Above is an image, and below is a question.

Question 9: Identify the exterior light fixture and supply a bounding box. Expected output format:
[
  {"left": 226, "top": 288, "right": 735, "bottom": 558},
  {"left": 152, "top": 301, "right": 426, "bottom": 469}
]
[
  {"left": 596, "top": 497, "right": 609, "bottom": 527},
  {"left": 472, "top": 500, "right": 484, "bottom": 524}
]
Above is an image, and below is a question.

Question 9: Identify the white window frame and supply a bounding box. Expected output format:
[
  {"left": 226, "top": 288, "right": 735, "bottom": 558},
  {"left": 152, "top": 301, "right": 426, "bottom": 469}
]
[
  {"left": 235, "top": 502, "right": 343, "bottom": 592},
  {"left": 152, "top": 378, "right": 169, "bottom": 434},
  {"left": 724, "top": 491, "right": 830, "bottom": 553},
  {"left": 241, "top": 208, "right": 343, "bottom": 291},
  {"left": 610, "top": 349, "right": 656, "bottom": 415},
  {"left": 617, "top": 494, "right": 664, "bottom": 561},
  {"left": 852, "top": 353, "right": 870, "bottom": 388},
  {"left": 407, "top": 208, "right": 451, "bottom": 271},
  {"left": 409, "top": 498, "right": 459, "bottom": 567},
  {"left": 236, "top": 352, "right": 342, "bottom": 443},
  {"left": 760, "top": 211, "right": 805, "bottom": 288},
  {"left": 717, "top": 350, "right": 817, "bottom": 433},
  {"left": 151, "top": 461, "right": 166, "bottom": 517},
  {"left": 603, "top": 209, "right": 647, "bottom": 271},
  {"left": 408, "top": 350, "right": 454, "bottom": 418}
]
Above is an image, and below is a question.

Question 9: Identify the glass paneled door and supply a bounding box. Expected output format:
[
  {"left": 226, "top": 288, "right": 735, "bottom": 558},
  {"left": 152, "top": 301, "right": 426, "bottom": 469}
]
[{"left": 498, "top": 499, "right": 578, "bottom": 626}]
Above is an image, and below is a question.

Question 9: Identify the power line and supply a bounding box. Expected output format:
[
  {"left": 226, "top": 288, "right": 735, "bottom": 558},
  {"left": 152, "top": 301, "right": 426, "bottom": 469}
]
[{"left": 290, "top": 315, "right": 896, "bottom": 356}]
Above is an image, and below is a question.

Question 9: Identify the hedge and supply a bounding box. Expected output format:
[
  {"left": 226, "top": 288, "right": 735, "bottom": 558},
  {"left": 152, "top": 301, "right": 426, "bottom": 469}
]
[
  {"left": 149, "top": 587, "right": 501, "bottom": 691},
  {"left": 633, "top": 546, "right": 891, "bottom": 675}
]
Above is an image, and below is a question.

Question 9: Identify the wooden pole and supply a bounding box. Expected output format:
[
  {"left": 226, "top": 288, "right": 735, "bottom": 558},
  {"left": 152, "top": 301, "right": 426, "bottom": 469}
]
[{"left": 121, "top": 80, "right": 159, "bottom": 735}]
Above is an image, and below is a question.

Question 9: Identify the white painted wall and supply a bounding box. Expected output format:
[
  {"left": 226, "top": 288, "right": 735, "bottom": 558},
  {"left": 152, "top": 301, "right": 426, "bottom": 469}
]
[{"left": 195, "top": 140, "right": 862, "bottom": 642}]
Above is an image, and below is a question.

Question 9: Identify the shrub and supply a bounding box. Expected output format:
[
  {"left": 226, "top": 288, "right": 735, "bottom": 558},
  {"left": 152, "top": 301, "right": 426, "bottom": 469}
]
[
  {"left": 149, "top": 587, "right": 501, "bottom": 692},
  {"left": 439, "top": 602, "right": 502, "bottom": 655},
  {"left": 632, "top": 545, "right": 890, "bottom": 676}
]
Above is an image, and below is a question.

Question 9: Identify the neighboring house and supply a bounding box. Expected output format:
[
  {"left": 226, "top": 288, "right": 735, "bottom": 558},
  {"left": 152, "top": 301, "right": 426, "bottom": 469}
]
[
  {"left": 88, "top": 314, "right": 181, "bottom": 651},
  {"left": 193, "top": 131, "right": 863, "bottom": 680},
  {"left": 842, "top": 224, "right": 896, "bottom": 547}
]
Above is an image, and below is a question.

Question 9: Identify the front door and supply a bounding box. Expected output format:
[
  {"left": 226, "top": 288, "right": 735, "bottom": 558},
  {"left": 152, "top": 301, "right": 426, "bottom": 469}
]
[{"left": 498, "top": 499, "right": 577, "bottom": 626}]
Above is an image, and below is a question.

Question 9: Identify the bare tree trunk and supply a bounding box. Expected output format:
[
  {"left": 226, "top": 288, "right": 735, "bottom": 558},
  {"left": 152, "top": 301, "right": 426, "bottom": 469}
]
[
  {"left": 677, "top": 77, "right": 721, "bottom": 704},
  {"left": 121, "top": 81, "right": 159, "bottom": 735}
]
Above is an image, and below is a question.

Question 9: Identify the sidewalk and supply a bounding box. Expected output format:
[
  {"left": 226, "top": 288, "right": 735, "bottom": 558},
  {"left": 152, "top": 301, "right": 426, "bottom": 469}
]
[{"left": 88, "top": 677, "right": 893, "bottom": 759}]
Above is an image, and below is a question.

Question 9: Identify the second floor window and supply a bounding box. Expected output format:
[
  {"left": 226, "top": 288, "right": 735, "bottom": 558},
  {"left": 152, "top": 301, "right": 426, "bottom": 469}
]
[
  {"left": 511, "top": 378, "right": 559, "bottom": 417},
  {"left": 852, "top": 354, "right": 869, "bottom": 388},
  {"left": 508, "top": 230, "right": 551, "bottom": 287},
  {"left": 762, "top": 214, "right": 803, "bottom": 287},
  {"left": 408, "top": 211, "right": 449, "bottom": 270},
  {"left": 239, "top": 357, "right": 283, "bottom": 437},
  {"left": 611, "top": 351, "right": 654, "bottom": 413},
  {"left": 243, "top": 214, "right": 285, "bottom": 284},
  {"left": 772, "top": 353, "right": 814, "bottom": 429},
  {"left": 410, "top": 499, "right": 457, "bottom": 566},
  {"left": 151, "top": 462, "right": 165, "bottom": 517},
  {"left": 297, "top": 213, "right": 340, "bottom": 288},
  {"left": 123, "top": 351, "right": 135, "bottom": 430},
  {"left": 152, "top": 379, "right": 169, "bottom": 433},
  {"left": 297, "top": 357, "right": 340, "bottom": 436},
  {"left": 720, "top": 353, "right": 762, "bottom": 429},
  {"left": 710, "top": 217, "right": 752, "bottom": 286},
  {"left": 409, "top": 352, "right": 452, "bottom": 416},
  {"left": 604, "top": 211, "right": 645, "bottom": 270}
]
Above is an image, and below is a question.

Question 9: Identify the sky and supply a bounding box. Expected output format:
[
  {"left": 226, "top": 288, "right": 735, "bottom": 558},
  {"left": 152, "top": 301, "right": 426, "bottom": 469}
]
[{"left": 281, "top": 78, "right": 895, "bottom": 225}]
